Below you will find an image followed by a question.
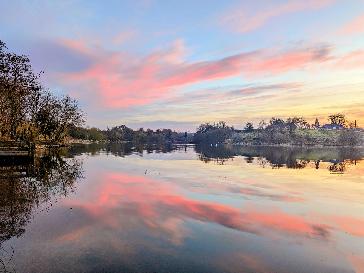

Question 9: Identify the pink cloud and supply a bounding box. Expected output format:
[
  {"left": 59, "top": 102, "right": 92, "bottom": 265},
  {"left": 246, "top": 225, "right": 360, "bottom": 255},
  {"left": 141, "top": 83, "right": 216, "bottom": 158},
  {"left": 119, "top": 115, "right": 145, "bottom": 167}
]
[
  {"left": 47, "top": 171, "right": 364, "bottom": 272},
  {"left": 221, "top": 0, "right": 334, "bottom": 33},
  {"left": 335, "top": 50, "right": 364, "bottom": 69},
  {"left": 61, "top": 172, "right": 330, "bottom": 241},
  {"left": 239, "top": 46, "right": 331, "bottom": 76},
  {"left": 327, "top": 215, "right": 364, "bottom": 237},
  {"left": 58, "top": 40, "right": 331, "bottom": 108},
  {"left": 339, "top": 13, "right": 364, "bottom": 35}
]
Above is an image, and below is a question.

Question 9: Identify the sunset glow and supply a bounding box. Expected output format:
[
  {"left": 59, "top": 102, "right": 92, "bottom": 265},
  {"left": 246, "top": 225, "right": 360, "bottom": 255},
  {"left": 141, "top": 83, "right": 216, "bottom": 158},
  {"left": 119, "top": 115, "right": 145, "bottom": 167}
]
[{"left": 1, "top": 1, "right": 364, "bottom": 130}]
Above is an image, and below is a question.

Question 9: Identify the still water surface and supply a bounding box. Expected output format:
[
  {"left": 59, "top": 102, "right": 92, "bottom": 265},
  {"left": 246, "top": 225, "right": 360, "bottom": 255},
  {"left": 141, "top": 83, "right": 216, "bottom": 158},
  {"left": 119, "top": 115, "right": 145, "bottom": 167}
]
[{"left": 1, "top": 144, "right": 364, "bottom": 273}]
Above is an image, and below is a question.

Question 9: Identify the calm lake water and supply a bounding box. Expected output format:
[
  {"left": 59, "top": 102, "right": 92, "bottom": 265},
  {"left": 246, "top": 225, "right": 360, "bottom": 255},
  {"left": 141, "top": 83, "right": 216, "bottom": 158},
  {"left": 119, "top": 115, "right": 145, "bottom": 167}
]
[{"left": 1, "top": 144, "right": 364, "bottom": 273}]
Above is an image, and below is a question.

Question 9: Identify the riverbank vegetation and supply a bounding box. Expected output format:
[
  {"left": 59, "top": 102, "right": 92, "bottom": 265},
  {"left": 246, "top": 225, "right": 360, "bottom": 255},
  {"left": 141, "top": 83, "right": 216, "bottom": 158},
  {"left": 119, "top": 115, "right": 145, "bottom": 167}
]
[
  {"left": 0, "top": 40, "right": 83, "bottom": 145},
  {"left": 193, "top": 116, "right": 363, "bottom": 147},
  {"left": 68, "top": 125, "right": 193, "bottom": 144}
]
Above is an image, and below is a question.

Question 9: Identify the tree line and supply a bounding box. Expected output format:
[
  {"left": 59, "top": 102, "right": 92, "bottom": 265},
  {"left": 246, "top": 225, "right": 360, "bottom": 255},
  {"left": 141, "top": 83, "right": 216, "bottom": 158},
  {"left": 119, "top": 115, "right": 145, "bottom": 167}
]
[
  {"left": 69, "top": 114, "right": 361, "bottom": 146},
  {"left": 0, "top": 40, "right": 83, "bottom": 144},
  {"left": 69, "top": 125, "right": 192, "bottom": 144},
  {"left": 193, "top": 115, "right": 363, "bottom": 146}
]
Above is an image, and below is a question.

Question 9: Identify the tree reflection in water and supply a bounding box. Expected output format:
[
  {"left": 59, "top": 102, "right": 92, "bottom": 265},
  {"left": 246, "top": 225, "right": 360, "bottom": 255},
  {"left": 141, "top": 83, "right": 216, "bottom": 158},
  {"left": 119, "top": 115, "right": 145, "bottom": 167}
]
[
  {"left": 328, "top": 160, "right": 358, "bottom": 174},
  {"left": 195, "top": 144, "right": 364, "bottom": 173},
  {"left": 0, "top": 151, "right": 83, "bottom": 272},
  {"left": 195, "top": 144, "right": 235, "bottom": 165},
  {"left": 67, "top": 142, "right": 180, "bottom": 157},
  {"left": 0, "top": 142, "right": 185, "bottom": 270},
  {"left": 0, "top": 144, "right": 362, "bottom": 272}
]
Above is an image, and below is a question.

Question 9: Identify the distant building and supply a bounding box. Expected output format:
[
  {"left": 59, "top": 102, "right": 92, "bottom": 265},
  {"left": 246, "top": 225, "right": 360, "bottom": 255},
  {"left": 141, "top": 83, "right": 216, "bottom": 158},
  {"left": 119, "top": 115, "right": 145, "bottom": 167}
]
[{"left": 321, "top": 124, "right": 345, "bottom": 130}]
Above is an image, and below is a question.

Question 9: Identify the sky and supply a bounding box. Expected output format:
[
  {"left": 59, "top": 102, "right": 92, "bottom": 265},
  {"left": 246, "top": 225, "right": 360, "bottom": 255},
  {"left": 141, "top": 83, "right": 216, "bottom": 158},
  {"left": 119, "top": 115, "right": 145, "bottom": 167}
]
[{"left": 1, "top": 0, "right": 364, "bottom": 131}]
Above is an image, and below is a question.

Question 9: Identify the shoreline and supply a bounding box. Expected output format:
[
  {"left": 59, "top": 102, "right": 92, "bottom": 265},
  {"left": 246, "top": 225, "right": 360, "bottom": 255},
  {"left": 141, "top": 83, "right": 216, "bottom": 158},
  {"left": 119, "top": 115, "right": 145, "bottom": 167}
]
[
  {"left": 226, "top": 142, "right": 364, "bottom": 148},
  {"left": 1, "top": 140, "right": 364, "bottom": 152}
]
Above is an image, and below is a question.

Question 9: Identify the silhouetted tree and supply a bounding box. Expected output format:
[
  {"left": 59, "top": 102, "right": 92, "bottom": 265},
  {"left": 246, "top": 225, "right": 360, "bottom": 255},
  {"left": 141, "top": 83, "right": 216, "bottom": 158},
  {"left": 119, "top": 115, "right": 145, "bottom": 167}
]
[
  {"left": 313, "top": 118, "right": 320, "bottom": 129},
  {"left": 258, "top": 120, "right": 266, "bottom": 130},
  {"left": 194, "top": 122, "right": 234, "bottom": 144},
  {"left": 286, "top": 117, "right": 309, "bottom": 132},
  {"left": 328, "top": 113, "right": 347, "bottom": 127},
  {"left": 244, "top": 122, "right": 254, "bottom": 132}
]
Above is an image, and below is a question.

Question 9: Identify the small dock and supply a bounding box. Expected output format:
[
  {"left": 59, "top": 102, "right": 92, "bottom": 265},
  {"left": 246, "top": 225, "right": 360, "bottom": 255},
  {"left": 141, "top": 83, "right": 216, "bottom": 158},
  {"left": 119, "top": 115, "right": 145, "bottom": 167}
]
[
  {"left": 0, "top": 142, "right": 34, "bottom": 179},
  {"left": 0, "top": 141, "right": 34, "bottom": 156},
  {"left": 0, "top": 150, "right": 30, "bottom": 156}
]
